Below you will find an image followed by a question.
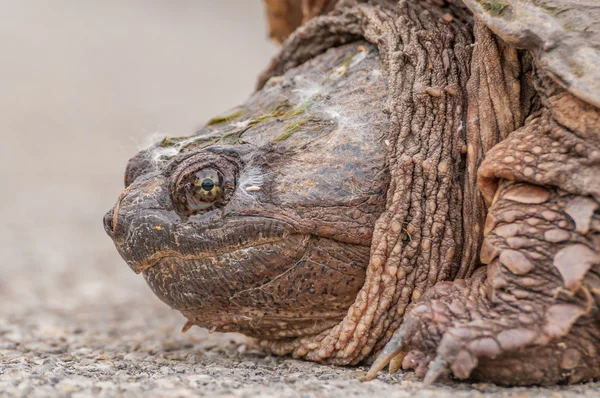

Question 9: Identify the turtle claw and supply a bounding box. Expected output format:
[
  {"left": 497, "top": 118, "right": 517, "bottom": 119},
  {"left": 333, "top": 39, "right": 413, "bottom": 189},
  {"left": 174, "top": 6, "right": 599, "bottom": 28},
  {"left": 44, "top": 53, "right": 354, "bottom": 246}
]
[
  {"left": 365, "top": 279, "right": 482, "bottom": 383},
  {"left": 365, "top": 319, "right": 412, "bottom": 380},
  {"left": 388, "top": 352, "right": 405, "bottom": 374},
  {"left": 423, "top": 355, "right": 449, "bottom": 385},
  {"left": 181, "top": 321, "right": 193, "bottom": 333}
]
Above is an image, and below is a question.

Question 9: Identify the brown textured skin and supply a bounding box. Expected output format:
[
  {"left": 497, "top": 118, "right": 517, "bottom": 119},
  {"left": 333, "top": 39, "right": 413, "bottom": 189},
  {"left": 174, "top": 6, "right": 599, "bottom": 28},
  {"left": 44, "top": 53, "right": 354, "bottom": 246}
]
[
  {"left": 105, "top": 0, "right": 600, "bottom": 386},
  {"left": 258, "top": 0, "right": 473, "bottom": 367},
  {"left": 369, "top": 78, "right": 600, "bottom": 385}
]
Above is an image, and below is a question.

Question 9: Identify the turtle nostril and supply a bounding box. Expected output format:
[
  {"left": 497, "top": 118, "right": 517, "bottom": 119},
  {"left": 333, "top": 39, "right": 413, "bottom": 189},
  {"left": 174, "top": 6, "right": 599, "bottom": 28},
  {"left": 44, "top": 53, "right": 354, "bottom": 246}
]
[{"left": 103, "top": 209, "right": 115, "bottom": 238}]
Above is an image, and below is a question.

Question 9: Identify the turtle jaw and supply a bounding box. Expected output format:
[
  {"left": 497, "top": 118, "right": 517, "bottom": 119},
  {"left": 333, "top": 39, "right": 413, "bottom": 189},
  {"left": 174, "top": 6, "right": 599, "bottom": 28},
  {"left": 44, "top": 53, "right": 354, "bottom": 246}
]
[
  {"left": 120, "top": 231, "right": 298, "bottom": 275},
  {"left": 138, "top": 233, "right": 310, "bottom": 327},
  {"left": 102, "top": 169, "right": 302, "bottom": 275},
  {"left": 137, "top": 232, "right": 368, "bottom": 340},
  {"left": 117, "top": 229, "right": 368, "bottom": 340},
  {"left": 105, "top": 190, "right": 370, "bottom": 339},
  {"left": 105, "top": 188, "right": 305, "bottom": 278}
]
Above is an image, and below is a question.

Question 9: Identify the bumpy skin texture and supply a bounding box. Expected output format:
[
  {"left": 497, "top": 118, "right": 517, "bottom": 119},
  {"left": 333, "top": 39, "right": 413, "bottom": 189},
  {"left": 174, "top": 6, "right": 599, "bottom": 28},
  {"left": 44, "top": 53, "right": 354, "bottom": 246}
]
[
  {"left": 369, "top": 76, "right": 600, "bottom": 385},
  {"left": 105, "top": 0, "right": 600, "bottom": 386},
  {"left": 258, "top": 0, "right": 474, "bottom": 367}
]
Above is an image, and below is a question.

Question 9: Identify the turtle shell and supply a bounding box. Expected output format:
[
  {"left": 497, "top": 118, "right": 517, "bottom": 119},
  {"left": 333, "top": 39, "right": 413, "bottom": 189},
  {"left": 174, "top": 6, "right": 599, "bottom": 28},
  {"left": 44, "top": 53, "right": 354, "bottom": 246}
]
[{"left": 463, "top": 0, "right": 600, "bottom": 108}]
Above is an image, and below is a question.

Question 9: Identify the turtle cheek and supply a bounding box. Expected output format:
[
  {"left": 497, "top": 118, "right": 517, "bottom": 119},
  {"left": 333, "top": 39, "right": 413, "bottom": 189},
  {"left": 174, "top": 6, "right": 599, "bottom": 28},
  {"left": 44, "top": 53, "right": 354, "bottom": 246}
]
[
  {"left": 140, "top": 234, "right": 311, "bottom": 332},
  {"left": 225, "top": 239, "right": 368, "bottom": 339},
  {"left": 144, "top": 236, "right": 369, "bottom": 340}
]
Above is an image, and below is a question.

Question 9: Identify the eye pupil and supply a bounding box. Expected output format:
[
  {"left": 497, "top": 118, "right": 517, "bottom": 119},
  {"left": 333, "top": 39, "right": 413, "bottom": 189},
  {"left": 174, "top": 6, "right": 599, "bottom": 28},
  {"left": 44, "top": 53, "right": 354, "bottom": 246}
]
[{"left": 200, "top": 178, "right": 215, "bottom": 191}]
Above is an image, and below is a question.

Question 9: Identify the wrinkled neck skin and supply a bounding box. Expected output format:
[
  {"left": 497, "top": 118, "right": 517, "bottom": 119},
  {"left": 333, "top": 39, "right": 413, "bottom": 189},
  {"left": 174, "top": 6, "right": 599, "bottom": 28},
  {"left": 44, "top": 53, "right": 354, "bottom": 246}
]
[{"left": 257, "top": 0, "right": 475, "bottom": 364}]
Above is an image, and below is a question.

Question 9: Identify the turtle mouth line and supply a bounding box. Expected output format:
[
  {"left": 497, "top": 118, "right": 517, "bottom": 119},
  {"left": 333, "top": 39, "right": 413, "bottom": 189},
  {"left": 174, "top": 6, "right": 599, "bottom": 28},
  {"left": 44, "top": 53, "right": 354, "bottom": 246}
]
[{"left": 129, "top": 234, "right": 300, "bottom": 274}]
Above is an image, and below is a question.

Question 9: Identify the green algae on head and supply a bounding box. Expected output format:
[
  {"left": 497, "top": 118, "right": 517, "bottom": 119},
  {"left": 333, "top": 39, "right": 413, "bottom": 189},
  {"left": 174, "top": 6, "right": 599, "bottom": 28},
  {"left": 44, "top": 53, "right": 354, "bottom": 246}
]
[
  {"left": 206, "top": 109, "right": 246, "bottom": 126},
  {"left": 477, "top": 0, "right": 509, "bottom": 16}
]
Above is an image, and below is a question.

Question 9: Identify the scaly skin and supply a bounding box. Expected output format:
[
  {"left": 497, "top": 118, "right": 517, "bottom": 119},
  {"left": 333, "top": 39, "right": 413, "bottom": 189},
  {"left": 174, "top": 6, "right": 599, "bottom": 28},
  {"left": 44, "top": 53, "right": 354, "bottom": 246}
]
[
  {"left": 105, "top": 0, "right": 600, "bottom": 385},
  {"left": 368, "top": 77, "right": 600, "bottom": 384}
]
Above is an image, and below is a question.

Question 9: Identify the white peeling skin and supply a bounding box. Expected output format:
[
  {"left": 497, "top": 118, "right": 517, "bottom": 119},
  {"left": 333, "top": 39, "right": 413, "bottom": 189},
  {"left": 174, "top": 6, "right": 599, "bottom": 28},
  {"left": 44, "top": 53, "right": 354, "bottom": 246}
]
[
  {"left": 151, "top": 147, "right": 179, "bottom": 166},
  {"left": 292, "top": 75, "right": 322, "bottom": 104},
  {"left": 233, "top": 119, "right": 252, "bottom": 129},
  {"left": 143, "top": 132, "right": 222, "bottom": 170},
  {"left": 237, "top": 166, "right": 265, "bottom": 203}
]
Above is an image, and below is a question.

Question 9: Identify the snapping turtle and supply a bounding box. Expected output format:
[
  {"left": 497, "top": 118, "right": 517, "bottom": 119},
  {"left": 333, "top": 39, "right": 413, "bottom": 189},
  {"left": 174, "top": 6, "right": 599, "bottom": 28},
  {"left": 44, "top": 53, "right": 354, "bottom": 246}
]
[{"left": 104, "top": 0, "right": 600, "bottom": 386}]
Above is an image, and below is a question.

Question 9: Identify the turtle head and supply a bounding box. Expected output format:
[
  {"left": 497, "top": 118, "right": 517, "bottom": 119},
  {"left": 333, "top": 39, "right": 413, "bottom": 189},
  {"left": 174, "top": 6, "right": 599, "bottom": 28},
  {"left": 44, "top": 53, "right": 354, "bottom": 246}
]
[{"left": 103, "top": 42, "right": 390, "bottom": 339}]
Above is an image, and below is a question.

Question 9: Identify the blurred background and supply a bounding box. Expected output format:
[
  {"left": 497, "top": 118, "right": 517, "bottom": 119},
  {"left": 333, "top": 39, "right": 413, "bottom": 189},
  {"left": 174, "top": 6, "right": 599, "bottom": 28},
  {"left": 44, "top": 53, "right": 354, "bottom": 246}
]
[{"left": 0, "top": 0, "right": 277, "bottom": 313}]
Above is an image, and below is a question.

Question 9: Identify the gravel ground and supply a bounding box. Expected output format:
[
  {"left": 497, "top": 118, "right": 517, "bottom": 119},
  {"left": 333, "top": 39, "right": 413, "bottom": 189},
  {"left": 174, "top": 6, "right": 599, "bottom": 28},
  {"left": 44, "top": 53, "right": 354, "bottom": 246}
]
[
  {"left": 3, "top": 303, "right": 600, "bottom": 398},
  {"left": 1, "top": 1, "right": 599, "bottom": 397}
]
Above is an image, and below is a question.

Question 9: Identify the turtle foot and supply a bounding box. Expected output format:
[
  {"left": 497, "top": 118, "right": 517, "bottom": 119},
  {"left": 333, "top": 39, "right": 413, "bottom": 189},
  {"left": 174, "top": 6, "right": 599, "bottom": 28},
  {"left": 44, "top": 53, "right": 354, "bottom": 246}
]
[{"left": 367, "top": 179, "right": 600, "bottom": 386}]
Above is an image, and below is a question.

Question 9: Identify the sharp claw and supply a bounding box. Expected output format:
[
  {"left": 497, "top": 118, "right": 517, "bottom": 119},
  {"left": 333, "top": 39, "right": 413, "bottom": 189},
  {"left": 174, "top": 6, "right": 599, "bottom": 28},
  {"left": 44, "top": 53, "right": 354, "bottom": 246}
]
[
  {"left": 181, "top": 321, "right": 193, "bottom": 333},
  {"left": 423, "top": 355, "right": 447, "bottom": 386},
  {"left": 364, "top": 320, "right": 411, "bottom": 380},
  {"left": 388, "top": 352, "right": 405, "bottom": 374}
]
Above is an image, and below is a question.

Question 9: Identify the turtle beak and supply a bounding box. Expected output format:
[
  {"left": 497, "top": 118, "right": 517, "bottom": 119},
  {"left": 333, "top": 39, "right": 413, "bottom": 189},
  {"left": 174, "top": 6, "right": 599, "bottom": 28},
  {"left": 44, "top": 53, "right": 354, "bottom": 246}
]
[
  {"left": 103, "top": 183, "right": 135, "bottom": 240},
  {"left": 103, "top": 208, "right": 116, "bottom": 239},
  {"left": 103, "top": 174, "right": 183, "bottom": 274}
]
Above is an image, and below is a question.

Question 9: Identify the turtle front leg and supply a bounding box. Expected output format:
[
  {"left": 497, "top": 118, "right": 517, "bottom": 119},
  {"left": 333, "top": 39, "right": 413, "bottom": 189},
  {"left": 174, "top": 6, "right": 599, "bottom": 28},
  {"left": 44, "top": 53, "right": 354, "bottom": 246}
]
[{"left": 368, "top": 88, "right": 600, "bottom": 385}]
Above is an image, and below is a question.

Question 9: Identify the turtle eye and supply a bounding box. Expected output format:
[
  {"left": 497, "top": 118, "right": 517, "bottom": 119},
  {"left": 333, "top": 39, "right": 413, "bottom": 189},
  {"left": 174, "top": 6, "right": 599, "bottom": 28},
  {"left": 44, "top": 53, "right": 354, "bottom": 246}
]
[
  {"left": 183, "top": 168, "right": 224, "bottom": 211},
  {"left": 171, "top": 159, "right": 237, "bottom": 216}
]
